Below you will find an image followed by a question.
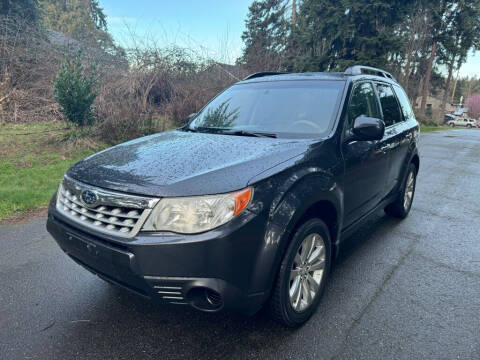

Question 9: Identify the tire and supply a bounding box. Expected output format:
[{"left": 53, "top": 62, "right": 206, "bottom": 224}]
[
  {"left": 467, "top": 124, "right": 472, "bottom": 128},
  {"left": 269, "top": 218, "right": 331, "bottom": 327},
  {"left": 385, "top": 163, "right": 417, "bottom": 219},
  {"left": 451, "top": 123, "right": 455, "bottom": 127}
]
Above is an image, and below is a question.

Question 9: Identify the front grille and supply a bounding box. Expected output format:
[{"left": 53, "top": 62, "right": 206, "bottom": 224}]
[
  {"left": 58, "top": 190, "right": 140, "bottom": 234},
  {"left": 56, "top": 176, "right": 159, "bottom": 238}
]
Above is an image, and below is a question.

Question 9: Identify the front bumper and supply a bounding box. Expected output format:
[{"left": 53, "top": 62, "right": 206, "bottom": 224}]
[{"left": 46, "top": 201, "right": 270, "bottom": 315}]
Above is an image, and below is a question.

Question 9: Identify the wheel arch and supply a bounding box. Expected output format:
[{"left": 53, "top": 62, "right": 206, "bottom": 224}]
[
  {"left": 247, "top": 172, "right": 343, "bottom": 295},
  {"left": 276, "top": 174, "right": 344, "bottom": 260},
  {"left": 411, "top": 153, "right": 420, "bottom": 172},
  {"left": 288, "top": 200, "right": 339, "bottom": 260}
]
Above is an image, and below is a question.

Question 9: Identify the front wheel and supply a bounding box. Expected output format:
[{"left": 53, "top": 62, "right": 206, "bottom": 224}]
[
  {"left": 385, "top": 163, "right": 417, "bottom": 218},
  {"left": 269, "top": 218, "right": 331, "bottom": 327},
  {"left": 450, "top": 123, "right": 455, "bottom": 127}
]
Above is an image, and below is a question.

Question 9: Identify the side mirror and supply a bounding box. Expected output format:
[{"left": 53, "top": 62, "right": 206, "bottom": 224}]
[
  {"left": 187, "top": 113, "right": 198, "bottom": 122},
  {"left": 351, "top": 116, "right": 385, "bottom": 141}
]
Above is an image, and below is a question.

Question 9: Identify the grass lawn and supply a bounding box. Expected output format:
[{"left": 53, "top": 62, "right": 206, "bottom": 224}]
[
  {"left": 420, "top": 125, "right": 451, "bottom": 133},
  {"left": 0, "top": 122, "right": 106, "bottom": 222}
]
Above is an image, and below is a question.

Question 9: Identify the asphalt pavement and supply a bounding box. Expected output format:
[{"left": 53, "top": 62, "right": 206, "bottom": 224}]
[{"left": 1, "top": 129, "right": 479, "bottom": 360}]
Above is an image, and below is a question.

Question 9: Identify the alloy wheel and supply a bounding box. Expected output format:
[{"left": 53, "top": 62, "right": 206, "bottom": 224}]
[
  {"left": 403, "top": 170, "right": 415, "bottom": 210},
  {"left": 289, "top": 233, "right": 326, "bottom": 312}
]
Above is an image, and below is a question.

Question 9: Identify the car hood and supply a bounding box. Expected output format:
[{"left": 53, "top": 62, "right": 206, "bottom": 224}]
[{"left": 67, "top": 130, "right": 312, "bottom": 197}]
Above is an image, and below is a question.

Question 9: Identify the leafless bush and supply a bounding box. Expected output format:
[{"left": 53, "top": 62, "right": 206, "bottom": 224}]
[
  {"left": 0, "top": 16, "right": 63, "bottom": 122},
  {"left": 95, "top": 44, "right": 248, "bottom": 143}
]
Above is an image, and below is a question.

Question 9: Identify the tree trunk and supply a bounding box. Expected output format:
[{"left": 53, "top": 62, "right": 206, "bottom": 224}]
[
  {"left": 291, "top": 0, "right": 297, "bottom": 24},
  {"left": 450, "top": 70, "right": 459, "bottom": 103},
  {"left": 440, "top": 52, "right": 457, "bottom": 121},
  {"left": 420, "top": 40, "right": 438, "bottom": 115},
  {"left": 403, "top": 30, "right": 415, "bottom": 91}
]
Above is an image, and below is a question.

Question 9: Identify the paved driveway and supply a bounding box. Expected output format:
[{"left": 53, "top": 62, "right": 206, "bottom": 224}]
[{"left": 1, "top": 129, "right": 479, "bottom": 360}]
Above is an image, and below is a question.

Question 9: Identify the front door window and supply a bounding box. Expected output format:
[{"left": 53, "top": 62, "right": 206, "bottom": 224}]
[{"left": 347, "top": 82, "right": 381, "bottom": 127}]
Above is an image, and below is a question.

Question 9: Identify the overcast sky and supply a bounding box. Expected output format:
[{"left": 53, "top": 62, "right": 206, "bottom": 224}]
[{"left": 101, "top": 0, "right": 480, "bottom": 78}]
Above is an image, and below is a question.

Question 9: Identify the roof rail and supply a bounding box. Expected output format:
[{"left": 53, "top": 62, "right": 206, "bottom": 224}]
[
  {"left": 345, "top": 66, "right": 397, "bottom": 82},
  {"left": 243, "top": 71, "right": 289, "bottom": 80}
]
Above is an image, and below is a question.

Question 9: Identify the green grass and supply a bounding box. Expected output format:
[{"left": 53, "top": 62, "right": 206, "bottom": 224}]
[
  {"left": 420, "top": 125, "right": 451, "bottom": 133},
  {"left": 0, "top": 122, "right": 106, "bottom": 221}
]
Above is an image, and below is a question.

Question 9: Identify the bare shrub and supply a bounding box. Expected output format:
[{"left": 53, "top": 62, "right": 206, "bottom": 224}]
[
  {"left": 0, "top": 16, "right": 63, "bottom": 123},
  {"left": 95, "top": 44, "right": 247, "bottom": 143}
]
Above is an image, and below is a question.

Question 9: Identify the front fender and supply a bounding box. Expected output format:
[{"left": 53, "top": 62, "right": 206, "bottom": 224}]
[
  {"left": 247, "top": 167, "right": 343, "bottom": 294},
  {"left": 398, "top": 140, "right": 420, "bottom": 191}
]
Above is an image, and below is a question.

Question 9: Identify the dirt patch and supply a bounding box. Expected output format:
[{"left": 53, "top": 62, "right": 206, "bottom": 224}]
[{"left": 0, "top": 207, "right": 48, "bottom": 225}]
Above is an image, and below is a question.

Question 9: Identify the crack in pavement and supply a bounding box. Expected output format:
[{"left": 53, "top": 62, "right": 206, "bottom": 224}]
[{"left": 414, "top": 252, "right": 480, "bottom": 279}]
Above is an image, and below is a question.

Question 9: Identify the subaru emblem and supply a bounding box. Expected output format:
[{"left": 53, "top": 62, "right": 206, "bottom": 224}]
[{"left": 81, "top": 190, "right": 98, "bottom": 207}]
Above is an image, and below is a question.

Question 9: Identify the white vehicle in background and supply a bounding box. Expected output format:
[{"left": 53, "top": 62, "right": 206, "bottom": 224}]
[{"left": 447, "top": 117, "right": 477, "bottom": 128}]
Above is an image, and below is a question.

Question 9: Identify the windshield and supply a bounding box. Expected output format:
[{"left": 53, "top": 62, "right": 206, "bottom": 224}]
[{"left": 188, "top": 80, "right": 345, "bottom": 138}]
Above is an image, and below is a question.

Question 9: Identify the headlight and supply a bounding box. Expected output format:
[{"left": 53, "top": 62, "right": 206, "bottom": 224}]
[{"left": 142, "top": 188, "right": 252, "bottom": 234}]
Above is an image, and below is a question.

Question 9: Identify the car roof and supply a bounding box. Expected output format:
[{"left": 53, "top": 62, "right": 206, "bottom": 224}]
[{"left": 237, "top": 72, "right": 399, "bottom": 86}]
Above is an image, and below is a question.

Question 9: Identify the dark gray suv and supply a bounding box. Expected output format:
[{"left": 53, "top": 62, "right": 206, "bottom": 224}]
[{"left": 47, "top": 65, "right": 420, "bottom": 327}]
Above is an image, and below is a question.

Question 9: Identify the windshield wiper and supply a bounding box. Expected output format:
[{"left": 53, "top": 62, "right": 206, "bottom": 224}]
[
  {"left": 184, "top": 127, "right": 277, "bottom": 138},
  {"left": 218, "top": 130, "right": 277, "bottom": 138}
]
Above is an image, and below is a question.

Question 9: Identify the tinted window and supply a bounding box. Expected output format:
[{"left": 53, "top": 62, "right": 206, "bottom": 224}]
[
  {"left": 376, "top": 84, "right": 402, "bottom": 126},
  {"left": 347, "top": 82, "right": 380, "bottom": 127},
  {"left": 393, "top": 85, "right": 415, "bottom": 122},
  {"left": 189, "top": 81, "right": 345, "bottom": 138}
]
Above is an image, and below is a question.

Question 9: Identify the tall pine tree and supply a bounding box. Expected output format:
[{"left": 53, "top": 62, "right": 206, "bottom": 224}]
[
  {"left": 40, "top": 0, "right": 118, "bottom": 53},
  {"left": 239, "top": 0, "right": 290, "bottom": 71},
  {"left": 0, "top": 0, "right": 40, "bottom": 24},
  {"left": 289, "top": 0, "right": 414, "bottom": 72}
]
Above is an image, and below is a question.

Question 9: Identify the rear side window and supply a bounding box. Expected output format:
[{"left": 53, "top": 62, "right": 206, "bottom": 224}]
[
  {"left": 393, "top": 85, "right": 415, "bottom": 122},
  {"left": 347, "top": 82, "right": 380, "bottom": 127},
  {"left": 376, "top": 83, "right": 402, "bottom": 127}
]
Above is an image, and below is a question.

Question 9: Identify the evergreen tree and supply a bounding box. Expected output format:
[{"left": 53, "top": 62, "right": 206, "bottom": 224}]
[
  {"left": 239, "top": 0, "right": 290, "bottom": 71},
  {"left": 54, "top": 51, "right": 99, "bottom": 127},
  {"left": 40, "top": 0, "right": 118, "bottom": 53},
  {"left": 289, "top": 0, "right": 414, "bottom": 72},
  {"left": 0, "top": 0, "right": 40, "bottom": 24},
  {"left": 390, "top": 0, "right": 431, "bottom": 98}
]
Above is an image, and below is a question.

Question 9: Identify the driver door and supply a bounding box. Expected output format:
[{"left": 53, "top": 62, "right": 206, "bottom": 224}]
[{"left": 342, "top": 81, "right": 390, "bottom": 227}]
